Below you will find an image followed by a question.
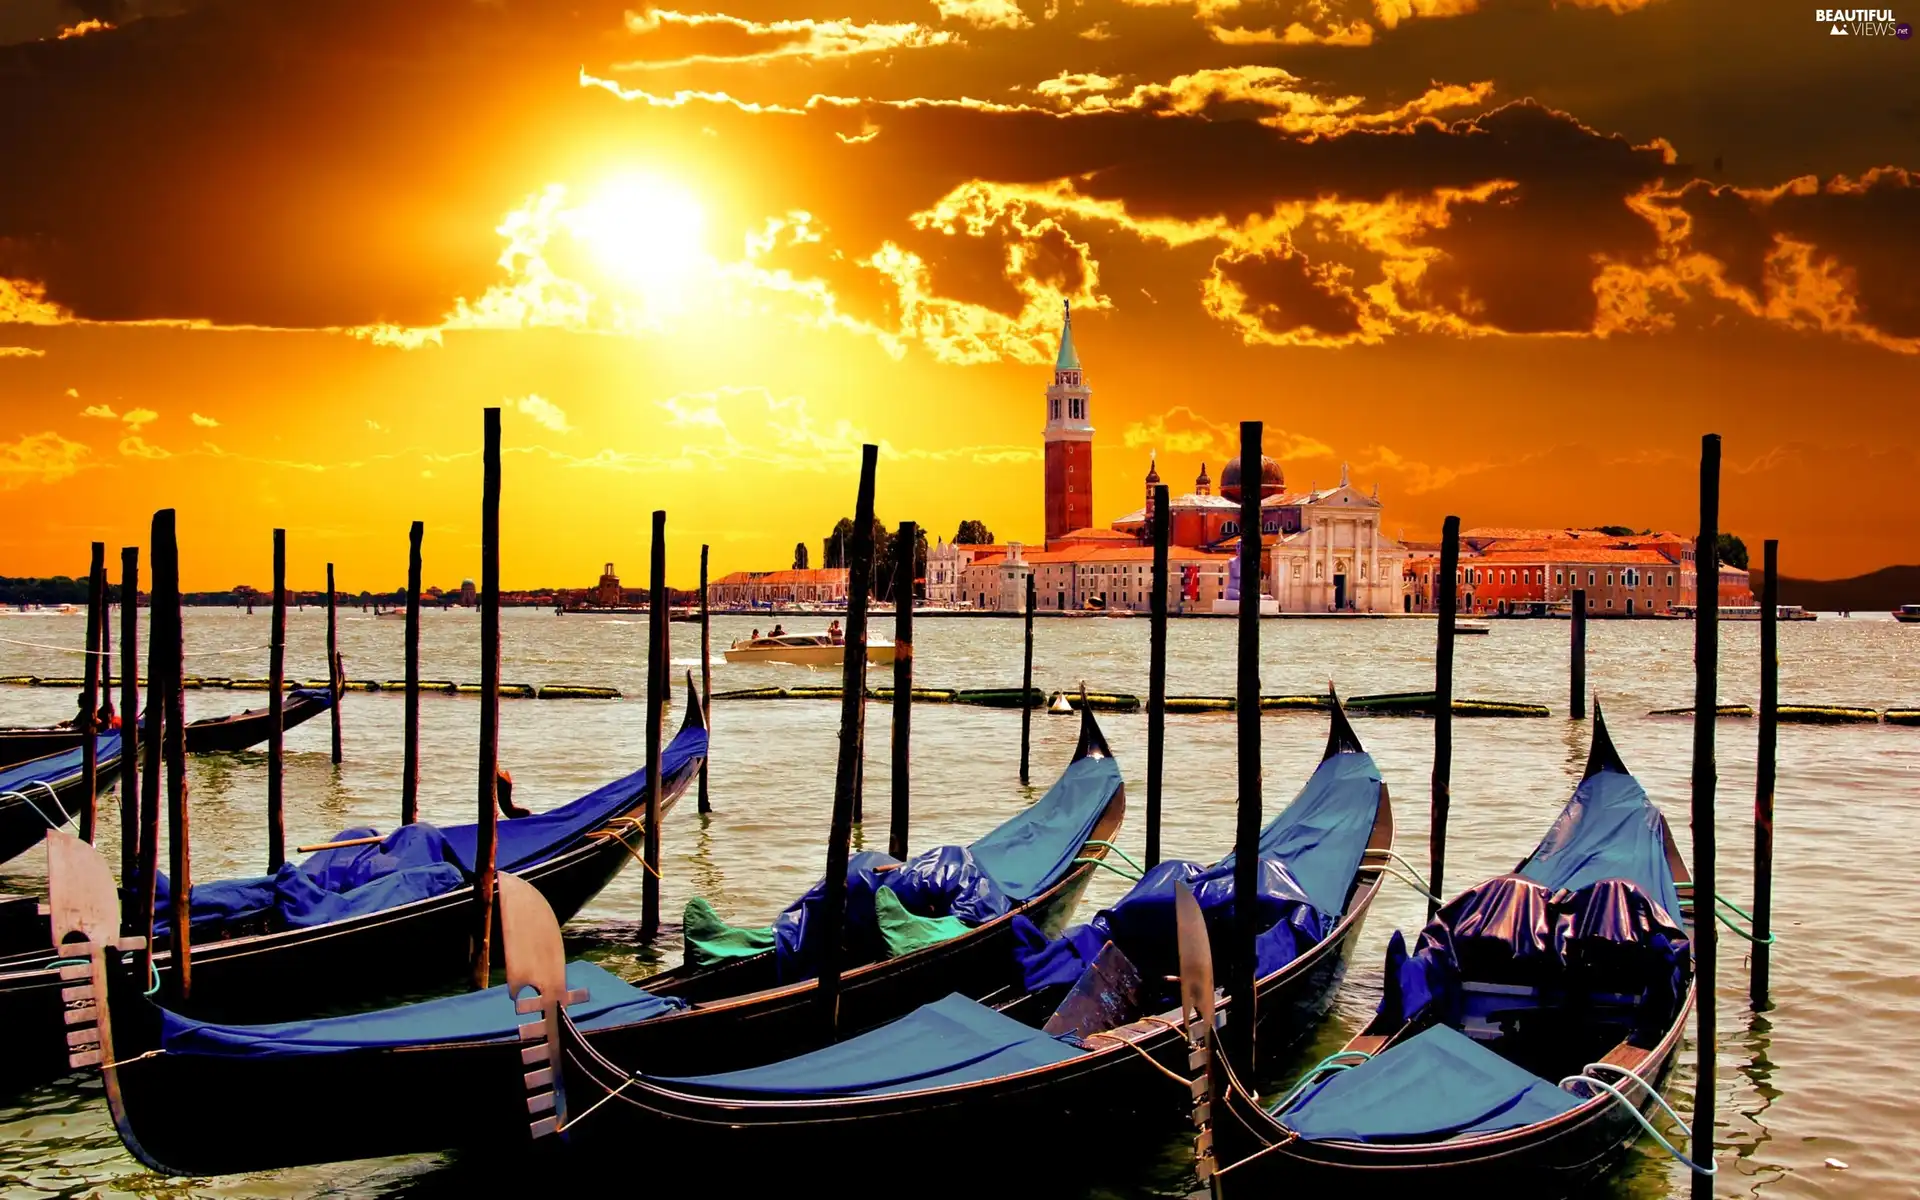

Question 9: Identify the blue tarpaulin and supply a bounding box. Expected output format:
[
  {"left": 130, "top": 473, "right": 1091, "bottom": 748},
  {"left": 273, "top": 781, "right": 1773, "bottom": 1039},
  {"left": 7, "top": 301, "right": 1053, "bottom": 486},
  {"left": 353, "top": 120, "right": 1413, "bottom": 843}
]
[
  {"left": 764, "top": 752, "right": 1121, "bottom": 981},
  {"left": 160, "top": 960, "right": 685, "bottom": 1058},
  {"left": 1013, "top": 749, "right": 1380, "bottom": 990},
  {"left": 1276, "top": 1023, "right": 1580, "bottom": 1142},
  {"left": 0, "top": 730, "right": 121, "bottom": 794},
  {"left": 441, "top": 722, "right": 709, "bottom": 873},
  {"left": 660, "top": 992, "right": 1082, "bottom": 1097},
  {"left": 151, "top": 721, "right": 707, "bottom": 937},
  {"left": 1516, "top": 766, "right": 1685, "bottom": 926}
]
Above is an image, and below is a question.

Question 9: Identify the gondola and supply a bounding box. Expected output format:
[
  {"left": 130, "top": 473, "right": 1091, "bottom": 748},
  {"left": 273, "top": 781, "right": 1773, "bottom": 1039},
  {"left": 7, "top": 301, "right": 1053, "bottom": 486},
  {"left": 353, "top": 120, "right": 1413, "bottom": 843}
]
[
  {"left": 0, "top": 731, "right": 124, "bottom": 865},
  {"left": 541, "top": 694, "right": 1390, "bottom": 1154},
  {"left": 0, "top": 686, "right": 333, "bottom": 770},
  {"left": 1190, "top": 706, "right": 1703, "bottom": 1197},
  {"left": 72, "top": 706, "right": 1125, "bottom": 1176},
  {"left": 0, "top": 675, "right": 707, "bottom": 1098}
]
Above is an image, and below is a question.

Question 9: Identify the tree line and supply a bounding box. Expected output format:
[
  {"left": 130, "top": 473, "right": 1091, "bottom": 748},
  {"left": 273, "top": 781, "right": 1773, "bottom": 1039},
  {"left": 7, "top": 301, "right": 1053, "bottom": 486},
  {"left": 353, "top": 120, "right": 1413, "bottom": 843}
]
[{"left": 795, "top": 520, "right": 995, "bottom": 600}]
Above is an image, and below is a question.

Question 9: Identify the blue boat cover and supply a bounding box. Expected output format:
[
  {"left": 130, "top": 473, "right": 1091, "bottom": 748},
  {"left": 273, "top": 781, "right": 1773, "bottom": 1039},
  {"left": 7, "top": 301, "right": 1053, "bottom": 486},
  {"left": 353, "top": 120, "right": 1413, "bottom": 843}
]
[
  {"left": 1276, "top": 1023, "right": 1580, "bottom": 1142},
  {"left": 0, "top": 730, "right": 121, "bottom": 794},
  {"left": 150, "top": 722, "right": 707, "bottom": 937},
  {"left": 968, "top": 754, "right": 1123, "bottom": 901},
  {"left": 160, "top": 960, "right": 686, "bottom": 1059},
  {"left": 761, "top": 752, "right": 1121, "bottom": 982},
  {"left": 441, "top": 721, "right": 709, "bottom": 873},
  {"left": 660, "top": 992, "right": 1082, "bottom": 1097},
  {"left": 771, "top": 845, "right": 1011, "bottom": 982},
  {"left": 1516, "top": 765, "right": 1685, "bottom": 926},
  {"left": 1013, "top": 750, "right": 1380, "bottom": 990}
]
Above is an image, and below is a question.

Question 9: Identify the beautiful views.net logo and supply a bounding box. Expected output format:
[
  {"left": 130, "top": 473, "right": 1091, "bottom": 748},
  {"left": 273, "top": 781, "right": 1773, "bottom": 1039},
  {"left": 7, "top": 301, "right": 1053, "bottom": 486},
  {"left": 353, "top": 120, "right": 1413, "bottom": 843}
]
[{"left": 1816, "top": 7, "right": 1911, "bottom": 35}]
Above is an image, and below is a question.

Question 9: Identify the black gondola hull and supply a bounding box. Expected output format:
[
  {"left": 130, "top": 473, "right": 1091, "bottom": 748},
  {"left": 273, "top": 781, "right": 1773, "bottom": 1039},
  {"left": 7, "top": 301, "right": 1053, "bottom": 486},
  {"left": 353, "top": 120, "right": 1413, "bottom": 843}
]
[
  {"left": 0, "top": 689, "right": 332, "bottom": 772},
  {"left": 0, "top": 751, "right": 700, "bottom": 1098},
  {"left": 0, "top": 744, "right": 123, "bottom": 866},
  {"left": 92, "top": 786, "right": 1125, "bottom": 1176}
]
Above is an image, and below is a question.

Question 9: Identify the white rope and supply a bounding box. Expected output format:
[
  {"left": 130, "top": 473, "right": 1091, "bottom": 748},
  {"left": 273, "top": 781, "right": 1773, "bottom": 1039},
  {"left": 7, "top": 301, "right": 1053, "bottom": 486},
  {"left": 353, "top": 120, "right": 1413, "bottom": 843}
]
[{"left": 2, "top": 782, "right": 75, "bottom": 831}]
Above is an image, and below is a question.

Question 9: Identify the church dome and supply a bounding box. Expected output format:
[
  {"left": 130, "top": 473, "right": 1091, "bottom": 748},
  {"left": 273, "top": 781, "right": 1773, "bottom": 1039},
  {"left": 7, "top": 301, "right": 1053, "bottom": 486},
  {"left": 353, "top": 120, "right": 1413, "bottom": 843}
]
[{"left": 1219, "top": 455, "right": 1284, "bottom": 503}]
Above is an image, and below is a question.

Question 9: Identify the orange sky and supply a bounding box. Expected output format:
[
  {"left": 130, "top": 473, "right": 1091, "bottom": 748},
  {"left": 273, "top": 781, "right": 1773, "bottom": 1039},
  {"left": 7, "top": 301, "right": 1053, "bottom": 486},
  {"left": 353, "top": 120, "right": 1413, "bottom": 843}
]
[{"left": 1, "top": 0, "right": 1914, "bottom": 589}]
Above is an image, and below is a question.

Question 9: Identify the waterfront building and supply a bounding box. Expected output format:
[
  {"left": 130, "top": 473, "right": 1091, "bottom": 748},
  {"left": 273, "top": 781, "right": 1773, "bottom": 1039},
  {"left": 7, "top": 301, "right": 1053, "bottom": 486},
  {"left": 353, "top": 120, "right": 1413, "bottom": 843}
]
[
  {"left": 709, "top": 568, "right": 849, "bottom": 608},
  {"left": 1043, "top": 303, "right": 1094, "bottom": 544},
  {"left": 1401, "top": 527, "right": 1747, "bottom": 616},
  {"left": 593, "top": 563, "right": 621, "bottom": 607},
  {"left": 927, "top": 538, "right": 1010, "bottom": 604}
]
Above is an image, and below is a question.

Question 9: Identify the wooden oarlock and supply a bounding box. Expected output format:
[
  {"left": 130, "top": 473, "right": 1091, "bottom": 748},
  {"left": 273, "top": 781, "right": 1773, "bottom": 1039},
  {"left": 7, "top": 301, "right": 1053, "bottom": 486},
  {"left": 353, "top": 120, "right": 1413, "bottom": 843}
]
[{"left": 498, "top": 869, "right": 587, "bottom": 1139}]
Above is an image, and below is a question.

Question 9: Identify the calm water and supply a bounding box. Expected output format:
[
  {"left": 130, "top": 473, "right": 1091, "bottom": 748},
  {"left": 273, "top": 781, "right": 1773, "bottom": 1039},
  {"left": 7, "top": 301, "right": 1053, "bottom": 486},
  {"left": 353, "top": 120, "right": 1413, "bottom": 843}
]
[{"left": 0, "top": 608, "right": 1914, "bottom": 1198}]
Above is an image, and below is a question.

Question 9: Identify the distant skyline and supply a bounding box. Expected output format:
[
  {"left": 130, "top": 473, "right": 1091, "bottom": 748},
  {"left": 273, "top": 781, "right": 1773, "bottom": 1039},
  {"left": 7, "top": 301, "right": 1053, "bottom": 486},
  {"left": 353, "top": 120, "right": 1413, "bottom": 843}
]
[{"left": 1, "top": 0, "right": 1913, "bottom": 588}]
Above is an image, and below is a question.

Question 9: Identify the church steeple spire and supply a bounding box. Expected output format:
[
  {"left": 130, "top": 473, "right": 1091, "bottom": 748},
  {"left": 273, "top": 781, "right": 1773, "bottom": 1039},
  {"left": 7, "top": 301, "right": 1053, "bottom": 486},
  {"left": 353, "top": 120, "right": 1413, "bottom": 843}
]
[{"left": 1056, "top": 299, "right": 1080, "bottom": 372}]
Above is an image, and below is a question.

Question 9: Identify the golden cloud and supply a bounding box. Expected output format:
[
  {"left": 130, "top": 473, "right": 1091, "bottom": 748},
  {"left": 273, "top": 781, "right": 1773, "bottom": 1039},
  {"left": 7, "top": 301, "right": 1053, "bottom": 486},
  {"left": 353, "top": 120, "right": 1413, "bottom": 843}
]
[
  {"left": 515, "top": 394, "right": 573, "bottom": 433},
  {"left": 616, "top": 9, "right": 955, "bottom": 69},
  {"left": 932, "top": 0, "right": 1032, "bottom": 29},
  {"left": 0, "top": 346, "right": 46, "bottom": 358},
  {"left": 119, "top": 435, "right": 170, "bottom": 459},
  {"left": 0, "top": 432, "right": 91, "bottom": 489}
]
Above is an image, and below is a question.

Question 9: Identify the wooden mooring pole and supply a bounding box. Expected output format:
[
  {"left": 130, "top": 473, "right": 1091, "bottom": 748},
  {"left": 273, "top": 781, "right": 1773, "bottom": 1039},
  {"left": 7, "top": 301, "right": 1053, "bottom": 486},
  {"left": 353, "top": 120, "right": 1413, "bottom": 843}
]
[
  {"left": 1751, "top": 538, "right": 1778, "bottom": 1008},
  {"left": 1019, "top": 573, "right": 1036, "bottom": 786},
  {"left": 1146, "top": 484, "right": 1169, "bottom": 870},
  {"left": 889, "top": 522, "right": 915, "bottom": 862},
  {"left": 1229, "top": 422, "right": 1264, "bottom": 1074},
  {"left": 267, "top": 531, "right": 287, "bottom": 870},
  {"left": 327, "top": 562, "right": 342, "bottom": 764},
  {"left": 1571, "top": 587, "right": 1587, "bottom": 720},
  {"left": 155, "top": 510, "right": 192, "bottom": 1001},
  {"left": 641, "top": 510, "right": 667, "bottom": 941},
  {"left": 137, "top": 518, "right": 166, "bottom": 982},
  {"left": 402, "top": 521, "right": 423, "bottom": 826},
  {"left": 819, "top": 444, "right": 878, "bottom": 1036},
  {"left": 1690, "top": 433, "right": 1721, "bottom": 1195},
  {"left": 79, "top": 542, "right": 104, "bottom": 843},
  {"left": 698, "top": 543, "right": 713, "bottom": 815},
  {"left": 118, "top": 547, "right": 140, "bottom": 916},
  {"left": 1430, "top": 515, "right": 1459, "bottom": 919},
  {"left": 471, "top": 408, "right": 502, "bottom": 990}
]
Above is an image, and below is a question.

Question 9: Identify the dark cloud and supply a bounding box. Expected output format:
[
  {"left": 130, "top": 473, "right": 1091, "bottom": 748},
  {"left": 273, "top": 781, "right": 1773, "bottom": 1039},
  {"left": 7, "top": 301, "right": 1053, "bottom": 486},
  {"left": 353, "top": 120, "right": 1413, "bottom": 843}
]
[{"left": 1210, "top": 245, "right": 1366, "bottom": 340}]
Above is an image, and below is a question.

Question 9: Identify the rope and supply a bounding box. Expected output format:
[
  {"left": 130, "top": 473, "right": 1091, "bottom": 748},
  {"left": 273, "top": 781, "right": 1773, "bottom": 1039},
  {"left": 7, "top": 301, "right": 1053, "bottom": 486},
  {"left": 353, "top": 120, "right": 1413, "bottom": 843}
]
[
  {"left": 1268, "top": 1049, "right": 1374, "bottom": 1115},
  {"left": 1078, "top": 1029, "right": 1192, "bottom": 1088},
  {"left": 1070, "top": 855, "right": 1142, "bottom": 882},
  {"left": 558, "top": 1073, "right": 636, "bottom": 1131},
  {"left": 1379, "top": 866, "right": 1440, "bottom": 904},
  {"left": 100, "top": 1048, "right": 166, "bottom": 1070},
  {"left": 0, "top": 635, "right": 269, "bottom": 657},
  {"left": 585, "top": 826, "right": 660, "bottom": 879},
  {"left": 1711, "top": 894, "right": 1777, "bottom": 945},
  {"left": 1081, "top": 840, "right": 1146, "bottom": 875},
  {"left": 4, "top": 783, "right": 75, "bottom": 832},
  {"left": 1362, "top": 848, "right": 1435, "bottom": 897},
  {"left": 1559, "top": 1063, "right": 1716, "bottom": 1175}
]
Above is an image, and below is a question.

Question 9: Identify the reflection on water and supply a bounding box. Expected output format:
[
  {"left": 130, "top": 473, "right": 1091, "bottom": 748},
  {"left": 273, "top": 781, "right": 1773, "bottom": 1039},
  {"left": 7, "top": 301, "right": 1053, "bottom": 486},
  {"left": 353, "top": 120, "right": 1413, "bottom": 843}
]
[{"left": 2, "top": 608, "right": 1917, "bottom": 1198}]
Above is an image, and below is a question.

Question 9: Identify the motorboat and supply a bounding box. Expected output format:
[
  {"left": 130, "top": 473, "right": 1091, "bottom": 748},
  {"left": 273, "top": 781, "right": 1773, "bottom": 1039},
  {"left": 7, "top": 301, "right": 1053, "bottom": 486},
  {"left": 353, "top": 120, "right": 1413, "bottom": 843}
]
[
  {"left": 1894, "top": 604, "right": 1920, "bottom": 624},
  {"left": 1455, "top": 620, "right": 1491, "bottom": 635},
  {"left": 723, "top": 632, "right": 896, "bottom": 667}
]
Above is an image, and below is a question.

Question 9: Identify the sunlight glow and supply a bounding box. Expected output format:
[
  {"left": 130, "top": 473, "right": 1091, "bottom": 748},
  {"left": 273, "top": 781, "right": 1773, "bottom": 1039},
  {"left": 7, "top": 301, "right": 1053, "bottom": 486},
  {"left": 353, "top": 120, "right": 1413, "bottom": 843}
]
[{"left": 564, "top": 174, "right": 710, "bottom": 307}]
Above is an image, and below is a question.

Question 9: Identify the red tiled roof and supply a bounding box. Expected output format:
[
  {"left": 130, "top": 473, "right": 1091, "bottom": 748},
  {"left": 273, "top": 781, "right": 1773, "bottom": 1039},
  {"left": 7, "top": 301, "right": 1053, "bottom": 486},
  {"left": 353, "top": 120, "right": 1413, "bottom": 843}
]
[
  {"left": 1476, "top": 547, "right": 1680, "bottom": 566},
  {"left": 1052, "top": 527, "right": 1138, "bottom": 542}
]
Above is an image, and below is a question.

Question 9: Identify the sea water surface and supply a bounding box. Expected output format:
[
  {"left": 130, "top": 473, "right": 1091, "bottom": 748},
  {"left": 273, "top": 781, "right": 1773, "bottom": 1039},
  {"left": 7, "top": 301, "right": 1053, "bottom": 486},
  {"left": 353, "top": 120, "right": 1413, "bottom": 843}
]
[{"left": 0, "top": 608, "right": 1913, "bottom": 1198}]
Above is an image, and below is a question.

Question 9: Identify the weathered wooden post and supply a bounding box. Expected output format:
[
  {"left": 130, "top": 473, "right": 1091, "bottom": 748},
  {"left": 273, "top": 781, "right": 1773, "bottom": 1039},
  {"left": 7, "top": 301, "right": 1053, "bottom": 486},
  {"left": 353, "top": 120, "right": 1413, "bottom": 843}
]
[
  {"left": 97, "top": 587, "right": 113, "bottom": 722},
  {"left": 118, "top": 548, "right": 140, "bottom": 910},
  {"left": 268, "top": 530, "right": 287, "bottom": 871},
  {"left": 1147, "top": 484, "right": 1170, "bottom": 870},
  {"left": 1019, "top": 573, "right": 1036, "bottom": 785},
  {"left": 79, "top": 542, "right": 104, "bottom": 843},
  {"left": 698, "top": 543, "right": 713, "bottom": 815},
  {"left": 1571, "top": 587, "right": 1587, "bottom": 720},
  {"left": 1690, "top": 433, "right": 1721, "bottom": 1195},
  {"left": 1431, "top": 515, "right": 1459, "bottom": 918},
  {"left": 402, "top": 521, "right": 423, "bottom": 826},
  {"left": 137, "top": 522, "right": 166, "bottom": 981},
  {"left": 889, "top": 522, "right": 915, "bottom": 861},
  {"left": 1751, "top": 539, "right": 1778, "bottom": 1008},
  {"left": 641, "top": 510, "right": 667, "bottom": 940},
  {"left": 327, "top": 562, "right": 342, "bottom": 764},
  {"left": 155, "top": 510, "right": 192, "bottom": 1000},
  {"left": 471, "top": 407, "right": 503, "bottom": 989},
  {"left": 819, "top": 444, "right": 878, "bottom": 1035},
  {"left": 1229, "top": 422, "right": 1264, "bottom": 1074}
]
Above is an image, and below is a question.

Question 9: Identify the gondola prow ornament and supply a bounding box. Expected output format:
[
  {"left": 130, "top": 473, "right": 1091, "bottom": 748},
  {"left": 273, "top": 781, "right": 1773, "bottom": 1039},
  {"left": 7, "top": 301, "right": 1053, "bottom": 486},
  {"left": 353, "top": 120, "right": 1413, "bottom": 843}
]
[{"left": 499, "top": 869, "right": 587, "bottom": 1139}]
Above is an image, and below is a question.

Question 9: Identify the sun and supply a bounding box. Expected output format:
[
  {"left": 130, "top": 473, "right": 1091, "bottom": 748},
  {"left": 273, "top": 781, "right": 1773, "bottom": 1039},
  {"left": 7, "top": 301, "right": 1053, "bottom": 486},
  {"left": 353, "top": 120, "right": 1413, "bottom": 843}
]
[{"left": 564, "top": 173, "right": 710, "bottom": 306}]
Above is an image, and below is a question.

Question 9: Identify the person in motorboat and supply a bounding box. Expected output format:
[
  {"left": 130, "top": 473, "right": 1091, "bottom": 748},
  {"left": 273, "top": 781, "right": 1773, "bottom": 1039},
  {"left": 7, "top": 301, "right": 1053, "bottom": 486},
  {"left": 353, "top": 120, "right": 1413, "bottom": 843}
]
[
  {"left": 827, "top": 619, "right": 843, "bottom": 644},
  {"left": 770, "top": 623, "right": 787, "bottom": 637}
]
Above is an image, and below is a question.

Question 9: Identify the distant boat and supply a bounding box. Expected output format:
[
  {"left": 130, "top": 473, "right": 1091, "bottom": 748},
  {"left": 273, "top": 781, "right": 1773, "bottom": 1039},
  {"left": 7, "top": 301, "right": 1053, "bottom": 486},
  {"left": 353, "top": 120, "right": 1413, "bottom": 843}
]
[
  {"left": 723, "top": 632, "right": 895, "bottom": 667},
  {"left": 1456, "top": 620, "right": 1491, "bottom": 635},
  {"left": 1895, "top": 604, "right": 1920, "bottom": 624}
]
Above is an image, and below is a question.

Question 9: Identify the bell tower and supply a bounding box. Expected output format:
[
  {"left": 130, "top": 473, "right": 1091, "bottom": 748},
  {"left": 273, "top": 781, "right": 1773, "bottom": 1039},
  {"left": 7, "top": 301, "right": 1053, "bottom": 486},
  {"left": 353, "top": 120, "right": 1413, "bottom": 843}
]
[{"left": 1043, "top": 301, "right": 1093, "bottom": 544}]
